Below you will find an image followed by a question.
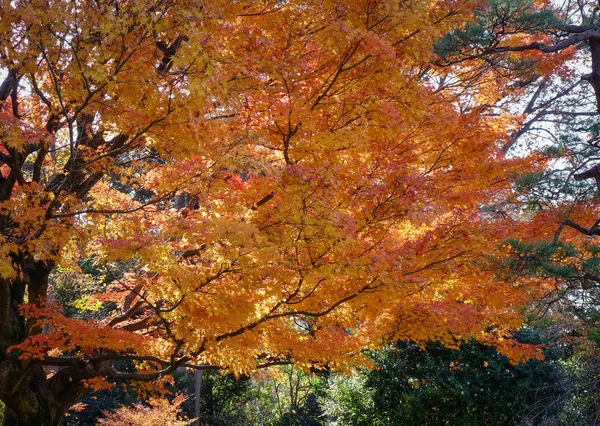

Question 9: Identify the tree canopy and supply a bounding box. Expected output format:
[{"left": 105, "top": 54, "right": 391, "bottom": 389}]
[{"left": 0, "top": 0, "right": 590, "bottom": 424}]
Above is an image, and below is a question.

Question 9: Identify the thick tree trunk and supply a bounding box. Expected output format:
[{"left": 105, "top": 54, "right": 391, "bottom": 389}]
[
  {"left": 3, "top": 401, "right": 64, "bottom": 426},
  {"left": 0, "top": 358, "right": 87, "bottom": 426},
  {"left": 0, "top": 259, "right": 86, "bottom": 426}
]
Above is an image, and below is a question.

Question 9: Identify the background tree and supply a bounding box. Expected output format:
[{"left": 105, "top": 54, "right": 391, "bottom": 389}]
[
  {"left": 435, "top": 1, "right": 600, "bottom": 422},
  {"left": 0, "top": 0, "right": 562, "bottom": 424},
  {"left": 321, "top": 332, "right": 568, "bottom": 426},
  {"left": 435, "top": 0, "right": 600, "bottom": 327},
  {"left": 192, "top": 371, "right": 254, "bottom": 426}
]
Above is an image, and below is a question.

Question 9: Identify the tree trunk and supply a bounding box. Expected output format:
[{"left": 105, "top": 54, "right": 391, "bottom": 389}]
[
  {"left": 3, "top": 402, "right": 64, "bottom": 426},
  {"left": 0, "top": 259, "right": 86, "bottom": 426},
  {"left": 0, "top": 358, "right": 87, "bottom": 426}
]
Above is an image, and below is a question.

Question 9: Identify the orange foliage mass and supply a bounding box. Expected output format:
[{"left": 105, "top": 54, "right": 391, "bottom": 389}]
[
  {"left": 0, "top": 0, "right": 567, "bottom": 387},
  {"left": 98, "top": 394, "right": 192, "bottom": 426}
]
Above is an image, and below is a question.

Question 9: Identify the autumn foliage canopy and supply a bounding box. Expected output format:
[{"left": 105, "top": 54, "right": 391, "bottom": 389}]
[{"left": 0, "top": 0, "right": 577, "bottom": 423}]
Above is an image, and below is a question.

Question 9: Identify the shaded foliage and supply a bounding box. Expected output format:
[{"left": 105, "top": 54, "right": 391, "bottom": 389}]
[{"left": 322, "top": 333, "right": 567, "bottom": 425}]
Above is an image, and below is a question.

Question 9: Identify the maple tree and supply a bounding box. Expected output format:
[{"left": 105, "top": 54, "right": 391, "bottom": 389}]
[{"left": 0, "top": 0, "right": 569, "bottom": 424}]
